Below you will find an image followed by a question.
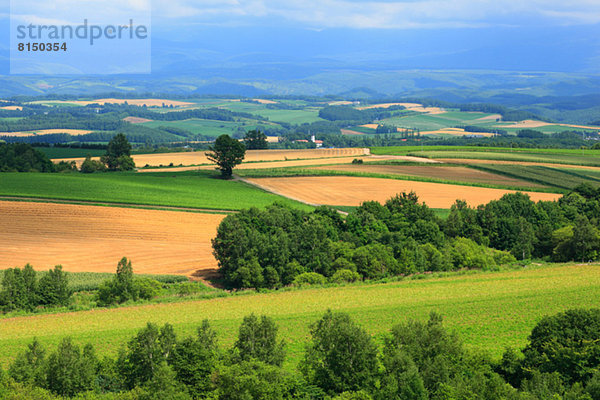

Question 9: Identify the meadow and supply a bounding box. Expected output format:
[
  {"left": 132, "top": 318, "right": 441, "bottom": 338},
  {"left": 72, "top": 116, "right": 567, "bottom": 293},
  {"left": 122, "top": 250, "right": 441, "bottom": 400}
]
[
  {"left": 0, "top": 171, "right": 312, "bottom": 211},
  {"left": 0, "top": 263, "right": 598, "bottom": 370},
  {"left": 141, "top": 118, "right": 256, "bottom": 137}
]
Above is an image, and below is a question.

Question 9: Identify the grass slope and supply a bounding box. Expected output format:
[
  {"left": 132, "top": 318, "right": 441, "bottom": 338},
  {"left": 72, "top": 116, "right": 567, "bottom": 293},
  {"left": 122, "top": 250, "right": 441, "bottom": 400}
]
[
  {"left": 0, "top": 171, "right": 312, "bottom": 211},
  {"left": 0, "top": 264, "right": 598, "bottom": 369}
]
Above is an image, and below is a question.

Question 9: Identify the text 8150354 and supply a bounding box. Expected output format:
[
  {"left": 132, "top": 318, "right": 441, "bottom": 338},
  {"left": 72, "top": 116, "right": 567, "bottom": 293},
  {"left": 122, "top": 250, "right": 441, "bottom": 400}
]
[{"left": 17, "top": 42, "right": 67, "bottom": 52}]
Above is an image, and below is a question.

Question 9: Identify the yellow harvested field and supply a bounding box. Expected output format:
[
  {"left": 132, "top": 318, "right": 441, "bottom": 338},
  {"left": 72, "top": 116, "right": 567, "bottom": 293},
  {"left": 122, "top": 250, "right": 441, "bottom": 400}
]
[
  {"left": 138, "top": 155, "right": 407, "bottom": 173},
  {"left": 266, "top": 136, "right": 280, "bottom": 143},
  {"left": 421, "top": 128, "right": 495, "bottom": 137},
  {"left": 0, "top": 106, "right": 22, "bottom": 111},
  {"left": 328, "top": 101, "right": 354, "bottom": 105},
  {"left": 55, "top": 148, "right": 369, "bottom": 167},
  {"left": 558, "top": 123, "right": 600, "bottom": 130},
  {"left": 0, "top": 201, "right": 224, "bottom": 275},
  {"left": 0, "top": 129, "right": 93, "bottom": 137},
  {"left": 253, "top": 99, "right": 277, "bottom": 104},
  {"left": 497, "top": 119, "right": 600, "bottom": 130},
  {"left": 123, "top": 116, "right": 153, "bottom": 124},
  {"left": 496, "top": 120, "right": 549, "bottom": 129},
  {"left": 247, "top": 176, "right": 561, "bottom": 208},
  {"left": 31, "top": 98, "right": 194, "bottom": 107},
  {"left": 470, "top": 113, "right": 502, "bottom": 122},
  {"left": 310, "top": 164, "right": 547, "bottom": 188},
  {"left": 360, "top": 124, "right": 379, "bottom": 129},
  {"left": 357, "top": 102, "right": 445, "bottom": 114}
]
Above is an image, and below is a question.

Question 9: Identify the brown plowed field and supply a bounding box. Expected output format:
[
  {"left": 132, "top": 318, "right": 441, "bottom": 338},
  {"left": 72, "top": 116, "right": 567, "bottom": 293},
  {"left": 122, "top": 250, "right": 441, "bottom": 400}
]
[
  {"left": 310, "top": 165, "right": 547, "bottom": 188},
  {"left": 247, "top": 176, "right": 561, "bottom": 208},
  {"left": 55, "top": 148, "right": 369, "bottom": 167},
  {"left": 357, "top": 102, "right": 445, "bottom": 114},
  {"left": 340, "top": 129, "right": 366, "bottom": 135},
  {"left": 0, "top": 201, "right": 224, "bottom": 275},
  {"left": 438, "top": 159, "right": 600, "bottom": 171},
  {"left": 123, "top": 116, "right": 153, "bottom": 124},
  {"left": 421, "top": 128, "right": 495, "bottom": 137},
  {"left": 0, "top": 129, "right": 93, "bottom": 137}
]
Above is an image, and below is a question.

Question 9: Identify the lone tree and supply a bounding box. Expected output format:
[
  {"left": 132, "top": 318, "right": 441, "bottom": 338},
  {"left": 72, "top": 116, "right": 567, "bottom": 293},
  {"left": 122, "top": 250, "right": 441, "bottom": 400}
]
[
  {"left": 243, "top": 129, "right": 268, "bottom": 150},
  {"left": 206, "top": 134, "right": 246, "bottom": 179},
  {"left": 101, "top": 133, "right": 135, "bottom": 171}
]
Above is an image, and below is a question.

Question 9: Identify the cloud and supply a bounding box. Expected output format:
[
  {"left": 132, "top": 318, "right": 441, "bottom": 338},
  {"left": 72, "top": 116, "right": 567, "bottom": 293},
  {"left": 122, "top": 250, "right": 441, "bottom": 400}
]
[
  {"left": 150, "top": 0, "right": 600, "bottom": 28},
  {"left": 10, "top": 0, "right": 151, "bottom": 25}
]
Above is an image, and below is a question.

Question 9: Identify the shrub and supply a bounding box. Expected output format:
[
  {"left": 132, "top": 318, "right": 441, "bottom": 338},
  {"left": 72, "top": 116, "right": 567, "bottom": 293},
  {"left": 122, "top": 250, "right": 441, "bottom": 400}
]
[
  {"left": 37, "top": 265, "right": 72, "bottom": 307},
  {"left": 330, "top": 269, "right": 361, "bottom": 284},
  {"left": 96, "top": 258, "right": 162, "bottom": 306},
  {"left": 293, "top": 272, "right": 326, "bottom": 287},
  {"left": 80, "top": 156, "right": 106, "bottom": 173}
]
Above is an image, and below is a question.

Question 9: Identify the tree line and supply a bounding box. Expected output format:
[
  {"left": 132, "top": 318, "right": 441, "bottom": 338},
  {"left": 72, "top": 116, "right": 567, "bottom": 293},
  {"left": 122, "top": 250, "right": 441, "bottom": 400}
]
[
  {"left": 0, "top": 134, "right": 135, "bottom": 173},
  {"left": 213, "top": 188, "right": 600, "bottom": 290},
  {"left": 0, "top": 257, "right": 164, "bottom": 314},
  {"left": 3, "top": 308, "right": 600, "bottom": 399}
]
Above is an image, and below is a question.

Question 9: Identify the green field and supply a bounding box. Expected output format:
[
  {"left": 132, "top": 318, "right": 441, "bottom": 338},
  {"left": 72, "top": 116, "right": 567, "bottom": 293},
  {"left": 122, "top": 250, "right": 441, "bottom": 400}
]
[
  {"left": 0, "top": 171, "right": 312, "bottom": 211},
  {"left": 252, "top": 108, "right": 323, "bottom": 124},
  {"left": 0, "top": 270, "right": 188, "bottom": 292},
  {"left": 199, "top": 101, "right": 324, "bottom": 124},
  {"left": 0, "top": 264, "right": 598, "bottom": 369},
  {"left": 378, "top": 111, "right": 598, "bottom": 134},
  {"left": 379, "top": 111, "right": 498, "bottom": 132},
  {"left": 142, "top": 118, "right": 257, "bottom": 137}
]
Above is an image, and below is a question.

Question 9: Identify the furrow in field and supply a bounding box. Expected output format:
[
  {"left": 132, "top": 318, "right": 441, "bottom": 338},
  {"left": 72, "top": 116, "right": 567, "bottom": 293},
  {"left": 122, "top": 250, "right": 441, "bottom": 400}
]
[
  {"left": 0, "top": 201, "right": 224, "bottom": 275},
  {"left": 246, "top": 176, "right": 561, "bottom": 208}
]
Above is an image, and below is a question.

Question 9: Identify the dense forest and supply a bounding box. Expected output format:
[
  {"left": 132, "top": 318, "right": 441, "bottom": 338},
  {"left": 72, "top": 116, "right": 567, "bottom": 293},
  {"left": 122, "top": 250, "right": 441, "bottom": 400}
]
[
  {"left": 2, "top": 308, "right": 600, "bottom": 399},
  {"left": 213, "top": 186, "right": 600, "bottom": 290},
  {"left": 0, "top": 143, "right": 75, "bottom": 172}
]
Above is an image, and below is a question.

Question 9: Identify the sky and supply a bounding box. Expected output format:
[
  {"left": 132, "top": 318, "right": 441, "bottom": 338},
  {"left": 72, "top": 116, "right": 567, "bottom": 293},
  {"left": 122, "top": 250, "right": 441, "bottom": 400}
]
[
  {"left": 1, "top": 0, "right": 599, "bottom": 75},
  {"left": 147, "top": 0, "right": 600, "bottom": 29}
]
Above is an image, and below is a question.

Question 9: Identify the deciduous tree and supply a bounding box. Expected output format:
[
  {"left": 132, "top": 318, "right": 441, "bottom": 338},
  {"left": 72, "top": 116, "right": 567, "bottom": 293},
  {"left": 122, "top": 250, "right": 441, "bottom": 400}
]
[{"left": 206, "top": 134, "right": 246, "bottom": 179}]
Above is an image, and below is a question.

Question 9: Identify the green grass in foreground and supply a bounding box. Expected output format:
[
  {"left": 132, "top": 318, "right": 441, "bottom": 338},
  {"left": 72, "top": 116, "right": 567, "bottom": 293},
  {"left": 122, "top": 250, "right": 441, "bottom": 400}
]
[
  {"left": 0, "top": 263, "right": 598, "bottom": 370},
  {"left": 0, "top": 171, "right": 312, "bottom": 211}
]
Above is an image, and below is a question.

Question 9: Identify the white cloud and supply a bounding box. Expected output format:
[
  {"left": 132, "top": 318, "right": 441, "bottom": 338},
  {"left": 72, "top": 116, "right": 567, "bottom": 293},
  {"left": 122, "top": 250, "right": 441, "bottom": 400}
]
[{"left": 150, "top": 0, "right": 600, "bottom": 28}]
